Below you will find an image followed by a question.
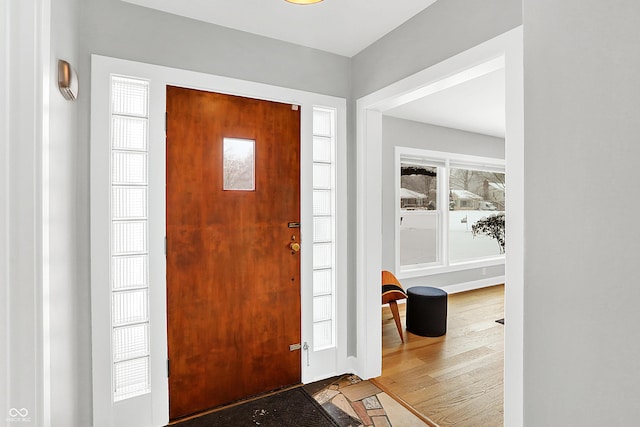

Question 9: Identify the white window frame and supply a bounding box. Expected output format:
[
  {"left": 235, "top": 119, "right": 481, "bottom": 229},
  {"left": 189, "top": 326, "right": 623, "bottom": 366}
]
[
  {"left": 91, "top": 55, "right": 348, "bottom": 427},
  {"left": 395, "top": 147, "right": 505, "bottom": 278}
]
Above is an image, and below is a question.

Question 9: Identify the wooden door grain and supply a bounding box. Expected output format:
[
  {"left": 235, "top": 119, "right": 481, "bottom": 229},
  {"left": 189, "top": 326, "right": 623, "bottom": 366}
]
[{"left": 166, "top": 87, "right": 301, "bottom": 419}]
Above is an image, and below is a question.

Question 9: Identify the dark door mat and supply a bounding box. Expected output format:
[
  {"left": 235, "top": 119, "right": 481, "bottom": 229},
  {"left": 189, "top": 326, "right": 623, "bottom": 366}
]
[
  {"left": 170, "top": 387, "right": 340, "bottom": 427},
  {"left": 496, "top": 318, "right": 505, "bottom": 325}
]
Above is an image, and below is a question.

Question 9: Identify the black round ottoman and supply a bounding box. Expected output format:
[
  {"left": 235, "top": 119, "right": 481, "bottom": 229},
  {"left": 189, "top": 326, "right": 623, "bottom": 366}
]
[{"left": 406, "top": 286, "right": 448, "bottom": 337}]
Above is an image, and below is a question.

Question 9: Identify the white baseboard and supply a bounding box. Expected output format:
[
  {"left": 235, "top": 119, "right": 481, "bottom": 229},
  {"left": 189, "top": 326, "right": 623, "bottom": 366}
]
[
  {"left": 382, "top": 276, "right": 505, "bottom": 305},
  {"left": 439, "top": 276, "right": 505, "bottom": 294}
]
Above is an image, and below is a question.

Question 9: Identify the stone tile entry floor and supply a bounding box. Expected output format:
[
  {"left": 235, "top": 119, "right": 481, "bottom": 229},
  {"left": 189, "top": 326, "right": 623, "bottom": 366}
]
[{"left": 304, "top": 374, "right": 430, "bottom": 427}]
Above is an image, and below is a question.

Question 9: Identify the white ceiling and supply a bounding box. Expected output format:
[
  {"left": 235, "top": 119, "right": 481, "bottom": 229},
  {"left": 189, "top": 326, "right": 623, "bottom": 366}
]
[
  {"left": 385, "top": 68, "right": 506, "bottom": 138},
  {"left": 122, "top": 0, "right": 438, "bottom": 57}
]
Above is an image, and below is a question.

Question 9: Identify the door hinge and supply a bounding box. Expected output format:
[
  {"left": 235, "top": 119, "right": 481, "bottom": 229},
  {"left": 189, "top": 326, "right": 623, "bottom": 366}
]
[
  {"left": 289, "top": 343, "right": 301, "bottom": 351},
  {"left": 167, "top": 359, "right": 170, "bottom": 377}
]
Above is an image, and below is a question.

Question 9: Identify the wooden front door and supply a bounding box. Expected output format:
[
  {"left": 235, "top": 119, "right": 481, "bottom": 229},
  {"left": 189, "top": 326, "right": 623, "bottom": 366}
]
[{"left": 166, "top": 86, "right": 301, "bottom": 420}]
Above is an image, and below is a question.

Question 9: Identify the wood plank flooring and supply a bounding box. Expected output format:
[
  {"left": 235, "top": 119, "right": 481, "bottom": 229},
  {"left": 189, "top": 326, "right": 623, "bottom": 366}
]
[{"left": 376, "top": 284, "right": 504, "bottom": 427}]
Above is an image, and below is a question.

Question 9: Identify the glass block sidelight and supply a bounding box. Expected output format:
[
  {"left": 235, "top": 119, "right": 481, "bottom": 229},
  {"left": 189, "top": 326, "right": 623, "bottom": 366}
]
[
  {"left": 112, "top": 255, "right": 148, "bottom": 290},
  {"left": 312, "top": 107, "right": 336, "bottom": 350},
  {"left": 110, "top": 75, "right": 150, "bottom": 401},
  {"left": 313, "top": 217, "right": 331, "bottom": 243},
  {"left": 312, "top": 136, "right": 331, "bottom": 163},
  {"left": 112, "top": 289, "right": 149, "bottom": 327},
  {"left": 312, "top": 243, "right": 332, "bottom": 270},
  {"left": 111, "top": 76, "right": 149, "bottom": 117},
  {"left": 111, "top": 116, "right": 148, "bottom": 151},
  {"left": 113, "top": 323, "right": 149, "bottom": 362},
  {"left": 313, "top": 295, "right": 332, "bottom": 322},
  {"left": 313, "top": 190, "right": 331, "bottom": 216},
  {"left": 313, "top": 321, "right": 333, "bottom": 350},
  {"left": 313, "top": 163, "right": 331, "bottom": 190},
  {"left": 312, "top": 109, "right": 332, "bottom": 137},
  {"left": 112, "top": 151, "right": 148, "bottom": 185},
  {"left": 113, "top": 357, "right": 150, "bottom": 401},
  {"left": 112, "top": 221, "right": 147, "bottom": 255},
  {"left": 312, "top": 269, "right": 332, "bottom": 296},
  {"left": 112, "top": 187, "right": 147, "bottom": 220}
]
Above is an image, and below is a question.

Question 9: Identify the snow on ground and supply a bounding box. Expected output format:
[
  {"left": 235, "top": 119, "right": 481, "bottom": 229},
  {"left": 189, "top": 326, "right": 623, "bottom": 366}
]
[{"left": 400, "top": 210, "right": 503, "bottom": 266}]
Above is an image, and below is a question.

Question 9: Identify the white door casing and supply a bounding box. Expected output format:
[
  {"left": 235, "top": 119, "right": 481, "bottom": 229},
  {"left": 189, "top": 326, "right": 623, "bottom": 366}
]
[
  {"left": 90, "top": 55, "right": 348, "bottom": 426},
  {"left": 355, "top": 26, "right": 524, "bottom": 426}
]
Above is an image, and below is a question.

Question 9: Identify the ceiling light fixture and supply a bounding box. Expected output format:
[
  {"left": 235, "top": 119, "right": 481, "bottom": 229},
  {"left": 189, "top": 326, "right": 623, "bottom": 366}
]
[{"left": 285, "top": 0, "right": 323, "bottom": 4}]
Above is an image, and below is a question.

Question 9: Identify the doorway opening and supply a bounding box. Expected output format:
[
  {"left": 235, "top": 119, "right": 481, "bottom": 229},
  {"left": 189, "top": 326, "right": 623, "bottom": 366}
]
[{"left": 355, "top": 27, "right": 523, "bottom": 426}]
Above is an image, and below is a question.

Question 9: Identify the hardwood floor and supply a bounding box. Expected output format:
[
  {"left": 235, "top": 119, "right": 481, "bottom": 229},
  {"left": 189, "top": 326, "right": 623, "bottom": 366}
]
[{"left": 376, "top": 284, "right": 504, "bottom": 427}]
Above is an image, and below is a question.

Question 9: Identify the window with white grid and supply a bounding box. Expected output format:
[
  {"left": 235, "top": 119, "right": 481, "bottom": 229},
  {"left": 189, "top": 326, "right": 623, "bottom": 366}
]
[
  {"left": 312, "top": 107, "right": 336, "bottom": 350},
  {"left": 110, "top": 76, "right": 151, "bottom": 401}
]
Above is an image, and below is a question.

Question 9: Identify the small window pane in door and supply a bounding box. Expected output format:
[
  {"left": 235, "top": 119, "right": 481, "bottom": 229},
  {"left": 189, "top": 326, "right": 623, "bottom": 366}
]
[{"left": 223, "top": 138, "right": 255, "bottom": 191}]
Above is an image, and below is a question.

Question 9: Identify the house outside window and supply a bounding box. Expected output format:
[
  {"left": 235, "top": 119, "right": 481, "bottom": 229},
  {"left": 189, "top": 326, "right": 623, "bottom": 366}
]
[{"left": 397, "top": 148, "right": 505, "bottom": 275}]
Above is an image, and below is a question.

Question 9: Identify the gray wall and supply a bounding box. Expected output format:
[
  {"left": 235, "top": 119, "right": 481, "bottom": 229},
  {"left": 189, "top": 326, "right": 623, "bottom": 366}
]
[
  {"left": 49, "top": 0, "right": 81, "bottom": 425},
  {"left": 523, "top": 1, "right": 640, "bottom": 424},
  {"left": 79, "top": 0, "right": 350, "bottom": 97},
  {"left": 45, "top": 0, "right": 640, "bottom": 424},
  {"left": 75, "top": 0, "right": 352, "bottom": 423},
  {"left": 382, "top": 116, "right": 505, "bottom": 289},
  {"left": 67, "top": 0, "right": 521, "bottom": 423},
  {"left": 351, "top": 0, "right": 522, "bottom": 99}
]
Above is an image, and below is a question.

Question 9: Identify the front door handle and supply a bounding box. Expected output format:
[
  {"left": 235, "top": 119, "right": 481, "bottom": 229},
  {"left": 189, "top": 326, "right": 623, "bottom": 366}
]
[{"left": 289, "top": 242, "right": 301, "bottom": 252}]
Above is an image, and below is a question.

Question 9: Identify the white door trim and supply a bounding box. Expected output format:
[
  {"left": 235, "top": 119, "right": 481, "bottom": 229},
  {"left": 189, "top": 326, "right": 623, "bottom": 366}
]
[
  {"left": 90, "top": 55, "right": 348, "bottom": 426},
  {"left": 355, "top": 26, "right": 524, "bottom": 426},
  {"left": 1, "top": 0, "right": 52, "bottom": 425}
]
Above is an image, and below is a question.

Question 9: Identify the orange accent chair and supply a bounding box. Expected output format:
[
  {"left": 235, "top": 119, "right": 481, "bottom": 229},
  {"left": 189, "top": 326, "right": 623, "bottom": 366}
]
[{"left": 382, "top": 270, "right": 408, "bottom": 343}]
